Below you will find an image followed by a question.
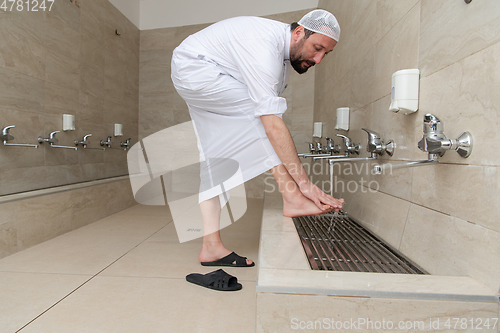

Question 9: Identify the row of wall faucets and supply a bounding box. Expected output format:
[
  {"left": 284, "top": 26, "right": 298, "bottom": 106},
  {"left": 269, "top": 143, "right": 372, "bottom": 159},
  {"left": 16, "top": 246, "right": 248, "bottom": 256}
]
[
  {"left": 299, "top": 129, "right": 394, "bottom": 161},
  {"left": 298, "top": 134, "right": 362, "bottom": 158},
  {"left": 298, "top": 114, "right": 473, "bottom": 173},
  {"left": 0, "top": 126, "right": 132, "bottom": 151}
]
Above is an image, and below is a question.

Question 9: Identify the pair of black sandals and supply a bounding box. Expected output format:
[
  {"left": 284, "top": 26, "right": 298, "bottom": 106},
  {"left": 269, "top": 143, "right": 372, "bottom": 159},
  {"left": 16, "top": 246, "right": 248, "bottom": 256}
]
[{"left": 186, "top": 252, "right": 254, "bottom": 291}]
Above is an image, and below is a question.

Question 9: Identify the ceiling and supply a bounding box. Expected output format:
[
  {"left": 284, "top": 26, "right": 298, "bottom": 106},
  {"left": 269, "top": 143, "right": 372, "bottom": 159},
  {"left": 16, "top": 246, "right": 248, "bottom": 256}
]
[{"left": 109, "top": 0, "right": 319, "bottom": 30}]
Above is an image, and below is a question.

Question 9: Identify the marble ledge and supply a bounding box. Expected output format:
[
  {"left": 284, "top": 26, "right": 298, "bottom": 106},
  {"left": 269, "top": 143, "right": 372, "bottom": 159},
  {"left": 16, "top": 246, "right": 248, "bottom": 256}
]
[{"left": 257, "top": 194, "right": 500, "bottom": 304}]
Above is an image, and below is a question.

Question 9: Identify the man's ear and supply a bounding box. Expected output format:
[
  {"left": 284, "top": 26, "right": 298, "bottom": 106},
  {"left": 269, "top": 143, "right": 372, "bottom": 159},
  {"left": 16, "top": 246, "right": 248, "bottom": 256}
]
[{"left": 292, "top": 25, "right": 304, "bottom": 42}]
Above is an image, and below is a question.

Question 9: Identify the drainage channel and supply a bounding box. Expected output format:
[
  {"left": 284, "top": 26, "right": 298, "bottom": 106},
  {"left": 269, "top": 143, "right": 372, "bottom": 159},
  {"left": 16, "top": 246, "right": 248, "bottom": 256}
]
[{"left": 293, "top": 213, "right": 428, "bottom": 274}]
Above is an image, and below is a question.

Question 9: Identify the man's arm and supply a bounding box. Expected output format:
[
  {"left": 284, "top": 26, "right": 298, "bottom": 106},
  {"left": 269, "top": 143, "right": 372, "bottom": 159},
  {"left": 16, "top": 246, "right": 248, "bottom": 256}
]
[{"left": 260, "top": 114, "right": 342, "bottom": 210}]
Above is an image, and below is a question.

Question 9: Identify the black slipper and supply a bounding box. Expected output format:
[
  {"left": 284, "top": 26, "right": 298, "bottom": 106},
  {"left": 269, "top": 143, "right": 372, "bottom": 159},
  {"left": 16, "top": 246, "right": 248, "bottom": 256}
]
[
  {"left": 186, "top": 269, "right": 242, "bottom": 291},
  {"left": 200, "top": 252, "right": 255, "bottom": 267}
]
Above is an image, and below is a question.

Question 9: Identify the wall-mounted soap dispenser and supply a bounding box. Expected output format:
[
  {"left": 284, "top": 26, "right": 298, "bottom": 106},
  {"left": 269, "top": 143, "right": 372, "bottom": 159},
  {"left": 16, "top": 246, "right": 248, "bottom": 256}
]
[
  {"left": 313, "top": 122, "right": 323, "bottom": 138},
  {"left": 389, "top": 69, "right": 420, "bottom": 115},
  {"left": 62, "top": 114, "right": 75, "bottom": 131},
  {"left": 114, "top": 124, "right": 123, "bottom": 137},
  {"left": 335, "top": 107, "right": 349, "bottom": 131}
]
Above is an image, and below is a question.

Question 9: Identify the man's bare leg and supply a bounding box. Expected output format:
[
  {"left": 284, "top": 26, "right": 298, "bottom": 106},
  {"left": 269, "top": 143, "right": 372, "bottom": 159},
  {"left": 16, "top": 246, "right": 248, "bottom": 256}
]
[
  {"left": 198, "top": 195, "right": 253, "bottom": 265},
  {"left": 271, "top": 164, "right": 339, "bottom": 217}
]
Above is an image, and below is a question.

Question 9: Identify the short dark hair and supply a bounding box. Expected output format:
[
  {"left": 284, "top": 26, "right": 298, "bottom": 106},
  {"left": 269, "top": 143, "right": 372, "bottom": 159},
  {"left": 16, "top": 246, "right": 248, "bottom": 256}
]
[{"left": 290, "top": 22, "right": 315, "bottom": 39}]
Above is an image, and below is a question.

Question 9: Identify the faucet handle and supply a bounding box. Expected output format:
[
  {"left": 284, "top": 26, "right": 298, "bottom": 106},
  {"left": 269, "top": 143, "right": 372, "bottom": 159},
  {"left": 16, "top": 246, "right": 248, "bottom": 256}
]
[
  {"left": 314, "top": 140, "right": 324, "bottom": 152},
  {"left": 336, "top": 133, "right": 349, "bottom": 143},
  {"left": 49, "top": 131, "right": 60, "bottom": 139},
  {"left": 325, "top": 137, "right": 340, "bottom": 154},
  {"left": 38, "top": 131, "right": 59, "bottom": 144},
  {"left": 306, "top": 142, "right": 316, "bottom": 153},
  {"left": 362, "top": 128, "right": 383, "bottom": 154},
  {"left": 83, "top": 134, "right": 92, "bottom": 141},
  {"left": 361, "top": 128, "right": 381, "bottom": 141},
  {"left": 100, "top": 136, "right": 112, "bottom": 147},
  {"left": 1, "top": 125, "right": 16, "bottom": 141},
  {"left": 120, "top": 138, "right": 131, "bottom": 149}
]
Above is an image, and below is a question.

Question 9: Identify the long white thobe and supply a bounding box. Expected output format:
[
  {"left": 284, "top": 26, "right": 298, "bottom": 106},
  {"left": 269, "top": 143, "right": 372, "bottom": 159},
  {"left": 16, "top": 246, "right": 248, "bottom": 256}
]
[{"left": 171, "top": 16, "right": 292, "bottom": 203}]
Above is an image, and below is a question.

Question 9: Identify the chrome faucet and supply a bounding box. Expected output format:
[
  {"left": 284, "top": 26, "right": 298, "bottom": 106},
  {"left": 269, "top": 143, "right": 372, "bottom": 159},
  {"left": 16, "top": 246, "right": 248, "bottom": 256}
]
[
  {"left": 75, "top": 134, "right": 105, "bottom": 150},
  {"left": 312, "top": 134, "right": 357, "bottom": 161},
  {"left": 337, "top": 134, "right": 361, "bottom": 156},
  {"left": 315, "top": 140, "right": 324, "bottom": 153},
  {"left": 315, "top": 129, "right": 394, "bottom": 164},
  {"left": 38, "top": 131, "right": 78, "bottom": 150},
  {"left": 100, "top": 136, "right": 112, "bottom": 148},
  {"left": 120, "top": 138, "right": 131, "bottom": 149},
  {"left": 74, "top": 134, "right": 92, "bottom": 148},
  {"left": 1, "top": 125, "right": 39, "bottom": 148},
  {"left": 362, "top": 128, "right": 395, "bottom": 156},
  {"left": 298, "top": 141, "right": 319, "bottom": 158},
  {"left": 417, "top": 114, "right": 472, "bottom": 158},
  {"left": 100, "top": 136, "right": 126, "bottom": 150},
  {"left": 299, "top": 138, "right": 341, "bottom": 158},
  {"left": 326, "top": 137, "right": 341, "bottom": 154},
  {"left": 372, "top": 114, "right": 472, "bottom": 174}
]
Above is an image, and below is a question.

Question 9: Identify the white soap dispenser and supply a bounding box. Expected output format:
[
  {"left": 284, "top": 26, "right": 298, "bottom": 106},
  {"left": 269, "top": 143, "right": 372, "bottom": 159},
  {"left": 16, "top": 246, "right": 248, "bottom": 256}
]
[
  {"left": 335, "top": 107, "right": 349, "bottom": 131},
  {"left": 62, "top": 114, "right": 75, "bottom": 131},
  {"left": 389, "top": 69, "right": 420, "bottom": 115}
]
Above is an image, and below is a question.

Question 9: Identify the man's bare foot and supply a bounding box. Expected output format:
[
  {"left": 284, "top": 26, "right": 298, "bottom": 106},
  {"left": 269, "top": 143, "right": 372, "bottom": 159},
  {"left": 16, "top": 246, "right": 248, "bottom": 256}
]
[
  {"left": 199, "top": 246, "right": 253, "bottom": 266},
  {"left": 282, "top": 191, "right": 337, "bottom": 217}
]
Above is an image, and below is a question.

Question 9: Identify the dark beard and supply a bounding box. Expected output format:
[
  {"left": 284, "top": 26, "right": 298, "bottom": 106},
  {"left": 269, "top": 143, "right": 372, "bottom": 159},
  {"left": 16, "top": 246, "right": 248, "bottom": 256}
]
[{"left": 291, "top": 59, "right": 314, "bottom": 74}]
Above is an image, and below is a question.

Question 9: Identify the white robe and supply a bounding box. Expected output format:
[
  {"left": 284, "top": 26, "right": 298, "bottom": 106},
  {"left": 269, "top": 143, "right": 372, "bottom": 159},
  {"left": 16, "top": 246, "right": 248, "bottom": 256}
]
[{"left": 171, "top": 16, "right": 292, "bottom": 203}]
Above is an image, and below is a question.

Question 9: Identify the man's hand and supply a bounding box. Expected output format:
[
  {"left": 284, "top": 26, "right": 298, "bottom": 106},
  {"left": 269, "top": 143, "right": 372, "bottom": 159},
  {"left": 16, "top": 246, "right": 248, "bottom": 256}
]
[{"left": 299, "top": 180, "right": 344, "bottom": 211}]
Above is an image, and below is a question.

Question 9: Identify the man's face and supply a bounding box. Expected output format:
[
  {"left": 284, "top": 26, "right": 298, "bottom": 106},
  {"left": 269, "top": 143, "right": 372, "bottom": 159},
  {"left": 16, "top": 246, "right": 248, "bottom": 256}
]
[{"left": 290, "top": 28, "right": 337, "bottom": 74}]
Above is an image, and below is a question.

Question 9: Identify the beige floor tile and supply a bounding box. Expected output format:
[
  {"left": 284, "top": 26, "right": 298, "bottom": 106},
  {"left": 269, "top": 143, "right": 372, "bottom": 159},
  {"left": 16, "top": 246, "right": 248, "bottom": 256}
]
[
  {"left": 117, "top": 203, "right": 172, "bottom": 217},
  {"left": 0, "top": 205, "right": 174, "bottom": 275},
  {"left": 73, "top": 209, "right": 171, "bottom": 239},
  {"left": 0, "top": 231, "right": 146, "bottom": 275},
  {"left": 19, "top": 276, "right": 256, "bottom": 333},
  {"left": 0, "top": 272, "right": 90, "bottom": 333},
  {"left": 101, "top": 209, "right": 261, "bottom": 282}
]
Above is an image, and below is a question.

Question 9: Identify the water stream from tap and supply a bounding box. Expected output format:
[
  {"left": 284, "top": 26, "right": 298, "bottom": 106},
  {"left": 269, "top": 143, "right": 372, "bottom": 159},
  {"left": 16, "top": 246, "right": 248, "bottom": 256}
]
[{"left": 327, "top": 191, "right": 343, "bottom": 233}]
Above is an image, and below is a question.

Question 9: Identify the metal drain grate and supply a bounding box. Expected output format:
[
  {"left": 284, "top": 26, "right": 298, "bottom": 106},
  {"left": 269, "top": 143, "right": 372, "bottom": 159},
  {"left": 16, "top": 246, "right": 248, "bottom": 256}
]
[{"left": 293, "top": 213, "right": 428, "bottom": 274}]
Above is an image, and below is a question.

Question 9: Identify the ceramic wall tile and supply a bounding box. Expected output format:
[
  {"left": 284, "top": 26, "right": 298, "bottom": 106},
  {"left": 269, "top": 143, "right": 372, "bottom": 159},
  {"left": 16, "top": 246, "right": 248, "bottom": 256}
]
[
  {"left": 411, "top": 164, "right": 500, "bottom": 233},
  {"left": 0, "top": 67, "right": 44, "bottom": 114},
  {"left": 44, "top": 81, "right": 79, "bottom": 116},
  {"left": 400, "top": 204, "right": 500, "bottom": 292},
  {"left": 346, "top": 187, "right": 410, "bottom": 250},
  {"left": 0, "top": 179, "right": 136, "bottom": 258},
  {"left": 45, "top": 7, "right": 80, "bottom": 61},
  {"left": 0, "top": 9, "right": 46, "bottom": 45},
  {"left": 139, "top": 49, "right": 173, "bottom": 93},
  {"left": 44, "top": 47, "right": 80, "bottom": 88},
  {"left": 373, "top": 4, "right": 419, "bottom": 103},
  {"left": 376, "top": 0, "right": 420, "bottom": 41},
  {"left": 419, "top": 0, "right": 500, "bottom": 77},
  {"left": 418, "top": 40, "right": 500, "bottom": 167},
  {"left": 0, "top": 28, "right": 45, "bottom": 80}
]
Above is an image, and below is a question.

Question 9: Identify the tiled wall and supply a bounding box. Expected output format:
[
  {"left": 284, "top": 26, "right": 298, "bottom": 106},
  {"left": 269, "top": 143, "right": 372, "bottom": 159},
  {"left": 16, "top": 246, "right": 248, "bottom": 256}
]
[
  {"left": 139, "top": 9, "right": 317, "bottom": 197},
  {"left": 0, "top": 0, "right": 139, "bottom": 196},
  {"left": 0, "top": 0, "right": 140, "bottom": 258},
  {"left": 315, "top": 0, "right": 500, "bottom": 292},
  {"left": 0, "top": 178, "right": 136, "bottom": 258}
]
